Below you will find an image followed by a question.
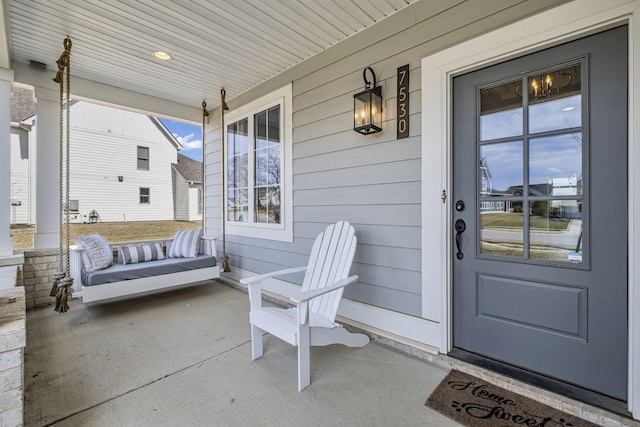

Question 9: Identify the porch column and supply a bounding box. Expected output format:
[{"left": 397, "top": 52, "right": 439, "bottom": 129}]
[
  {"left": 33, "top": 87, "right": 60, "bottom": 249},
  {"left": 0, "top": 68, "right": 13, "bottom": 255}
]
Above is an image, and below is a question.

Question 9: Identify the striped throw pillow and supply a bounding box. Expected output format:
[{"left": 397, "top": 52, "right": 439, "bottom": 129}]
[
  {"left": 168, "top": 228, "right": 202, "bottom": 258},
  {"left": 120, "top": 243, "right": 165, "bottom": 265}
]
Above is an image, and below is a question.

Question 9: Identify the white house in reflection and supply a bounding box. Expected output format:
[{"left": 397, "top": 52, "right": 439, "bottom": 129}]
[{"left": 479, "top": 157, "right": 581, "bottom": 218}]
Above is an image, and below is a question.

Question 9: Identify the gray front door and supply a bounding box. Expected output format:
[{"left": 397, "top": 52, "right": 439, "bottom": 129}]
[{"left": 452, "top": 26, "right": 628, "bottom": 400}]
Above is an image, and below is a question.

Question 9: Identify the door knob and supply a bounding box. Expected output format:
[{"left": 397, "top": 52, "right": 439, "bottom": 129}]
[{"left": 455, "top": 219, "right": 466, "bottom": 260}]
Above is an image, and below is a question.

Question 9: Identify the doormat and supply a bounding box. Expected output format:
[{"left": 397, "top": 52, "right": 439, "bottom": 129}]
[{"left": 426, "top": 370, "right": 599, "bottom": 427}]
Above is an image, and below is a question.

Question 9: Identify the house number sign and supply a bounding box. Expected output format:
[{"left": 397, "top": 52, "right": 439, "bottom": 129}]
[{"left": 397, "top": 64, "right": 409, "bottom": 139}]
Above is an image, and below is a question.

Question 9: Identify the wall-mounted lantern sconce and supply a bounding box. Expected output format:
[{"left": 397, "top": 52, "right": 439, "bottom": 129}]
[
  {"left": 353, "top": 67, "right": 382, "bottom": 135},
  {"left": 118, "top": 175, "right": 124, "bottom": 182}
]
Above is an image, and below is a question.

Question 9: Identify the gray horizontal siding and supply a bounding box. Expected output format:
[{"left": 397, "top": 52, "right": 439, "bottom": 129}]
[
  {"left": 206, "top": 0, "right": 570, "bottom": 318},
  {"left": 295, "top": 159, "right": 421, "bottom": 189}
]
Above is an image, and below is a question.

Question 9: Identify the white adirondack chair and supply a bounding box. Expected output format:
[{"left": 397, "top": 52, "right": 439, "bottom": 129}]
[{"left": 241, "top": 220, "right": 370, "bottom": 390}]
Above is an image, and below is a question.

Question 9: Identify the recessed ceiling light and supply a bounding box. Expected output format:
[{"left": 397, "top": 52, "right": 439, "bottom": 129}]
[
  {"left": 153, "top": 51, "right": 172, "bottom": 60},
  {"left": 562, "top": 106, "right": 575, "bottom": 112}
]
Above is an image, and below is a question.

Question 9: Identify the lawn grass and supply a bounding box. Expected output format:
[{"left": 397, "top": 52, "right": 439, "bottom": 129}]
[
  {"left": 481, "top": 213, "right": 569, "bottom": 231},
  {"left": 10, "top": 220, "right": 201, "bottom": 249}
]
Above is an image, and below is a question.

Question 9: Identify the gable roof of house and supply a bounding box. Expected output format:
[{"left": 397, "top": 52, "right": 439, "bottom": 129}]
[
  {"left": 173, "top": 153, "right": 202, "bottom": 183},
  {"left": 10, "top": 86, "right": 35, "bottom": 122}
]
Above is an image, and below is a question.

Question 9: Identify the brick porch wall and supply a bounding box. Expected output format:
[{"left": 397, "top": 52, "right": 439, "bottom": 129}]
[{"left": 16, "top": 249, "right": 59, "bottom": 309}]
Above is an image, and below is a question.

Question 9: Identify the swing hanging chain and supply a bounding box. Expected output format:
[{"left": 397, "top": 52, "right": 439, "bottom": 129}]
[
  {"left": 202, "top": 100, "right": 208, "bottom": 232},
  {"left": 220, "top": 89, "right": 231, "bottom": 273},
  {"left": 50, "top": 39, "right": 67, "bottom": 298},
  {"left": 50, "top": 36, "right": 73, "bottom": 313}
]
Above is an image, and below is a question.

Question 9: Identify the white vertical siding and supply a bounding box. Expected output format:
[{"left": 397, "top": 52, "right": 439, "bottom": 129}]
[{"left": 69, "top": 102, "right": 177, "bottom": 222}]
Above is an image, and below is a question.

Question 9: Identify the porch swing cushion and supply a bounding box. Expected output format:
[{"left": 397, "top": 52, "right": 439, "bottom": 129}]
[
  {"left": 75, "top": 234, "right": 113, "bottom": 272},
  {"left": 81, "top": 254, "right": 216, "bottom": 287}
]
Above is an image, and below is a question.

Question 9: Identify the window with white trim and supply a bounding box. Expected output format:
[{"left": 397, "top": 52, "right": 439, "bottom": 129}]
[
  {"left": 224, "top": 85, "right": 292, "bottom": 242},
  {"left": 137, "top": 146, "right": 149, "bottom": 170},
  {"left": 139, "top": 187, "right": 150, "bottom": 204}
]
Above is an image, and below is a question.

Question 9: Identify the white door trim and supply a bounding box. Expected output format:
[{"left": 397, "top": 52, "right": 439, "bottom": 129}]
[{"left": 421, "top": 0, "right": 640, "bottom": 418}]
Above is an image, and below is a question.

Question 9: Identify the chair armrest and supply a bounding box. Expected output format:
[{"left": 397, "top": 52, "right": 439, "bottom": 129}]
[
  {"left": 289, "top": 275, "right": 359, "bottom": 303},
  {"left": 240, "top": 266, "right": 307, "bottom": 285},
  {"left": 201, "top": 236, "right": 218, "bottom": 256}
]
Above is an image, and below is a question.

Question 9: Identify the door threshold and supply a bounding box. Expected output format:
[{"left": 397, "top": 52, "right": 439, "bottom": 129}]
[{"left": 449, "top": 348, "right": 630, "bottom": 418}]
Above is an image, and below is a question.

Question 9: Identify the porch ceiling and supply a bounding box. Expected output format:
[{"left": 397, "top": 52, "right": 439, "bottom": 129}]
[{"left": 4, "top": 0, "right": 417, "bottom": 111}]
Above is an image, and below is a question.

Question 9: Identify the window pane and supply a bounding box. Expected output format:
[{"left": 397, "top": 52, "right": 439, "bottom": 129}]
[
  {"left": 137, "top": 159, "right": 149, "bottom": 170},
  {"left": 227, "top": 119, "right": 248, "bottom": 154},
  {"left": 137, "top": 146, "right": 149, "bottom": 170},
  {"left": 255, "top": 111, "right": 267, "bottom": 150},
  {"left": 228, "top": 189, "right": 248, "bottom": 222},
  {"left": 529, "top": 134, "right": 582, "bottom": 196},
  {"left": 255, "top": 148, "right": 268, "bottom": 186},
  {"left": 529, "top": 65, "right": 581, "bottom": 133},
  {"left": 227, "top": 118, "right": 249, "bottom": 223},
  {"left": 480, "top": 201, "right": 523, "bottom": 257},
  {"left": 268, "top": 106, "right": 280, "bottom": 145},
  {"left": 480, "top": 81, "right": 523, "bottom": 141},
  {"left": 529, "top": 94, "right": 581, "bottom": 134},
  {"left": 529, "top": 200, "right": 583, "bottom": 263},
  {"left": 267, "top": 146, "right": 280, "bottom": 185},
  {"left": 479, "top": 141, "right": 523, "bottom": 195},
  {"left": 255, "top": 186, "right": 280, "bottom": 224},
  {"left": 253, "top": 105, "right": 282, "bottom": 224},
  {"left": 139, "top": 188, "right": 150, "bottom": 204}
]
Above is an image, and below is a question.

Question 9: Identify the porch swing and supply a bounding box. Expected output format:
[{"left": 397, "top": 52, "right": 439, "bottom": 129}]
[{"left": 54, "top": 43, "right": 223, "bottom": 304}]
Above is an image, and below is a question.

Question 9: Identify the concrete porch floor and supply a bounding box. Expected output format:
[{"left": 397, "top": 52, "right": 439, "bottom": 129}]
[{"left": 24, "top": 280, "right": 638, "bottom": 426}]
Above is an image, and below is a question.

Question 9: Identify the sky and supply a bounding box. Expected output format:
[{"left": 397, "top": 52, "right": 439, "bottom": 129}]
[
  {"left": 159, "top": 118, "right": 203, "bottom": 161},
  {"left": 480, "top": 95, "right": 582, "bottom": 192}
]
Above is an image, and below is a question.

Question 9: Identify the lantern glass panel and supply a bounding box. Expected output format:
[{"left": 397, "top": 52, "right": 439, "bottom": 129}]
[
  {"left": 353, "top": 89, "right": 382, "bottom": 134},
  {"left": 354, "top": 92, "right": 370, "bottom": 129},
  {"left": 371, "top": 90, "right": 382, "bottom": 129}
]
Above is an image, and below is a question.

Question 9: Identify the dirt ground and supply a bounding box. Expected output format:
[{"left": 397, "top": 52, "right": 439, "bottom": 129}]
[{"left": 10, "top": 220, "right": 201, "bottom": 249}]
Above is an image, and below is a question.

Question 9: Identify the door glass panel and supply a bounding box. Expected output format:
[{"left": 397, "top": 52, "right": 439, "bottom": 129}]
[
  {"left": 529, "top": 134, "right": 582, "bottom": 196},
  {"left": 480, "top": 201, "right": 524, "bottom": 257},
  {"left": 529, "top": 200, "right": 583, "bottom": 263},
  {"left": 479, "top": 141, "right": 523, "bottom": 195},
  {"left": 476, "top": 62, "right": 585, "bottom": 264},
  {"left": 480, "top": 81, "right": 523, "bottom": 141},
  {"left": 530, "top": 94, "right": 581, "bottom": 134},
  {"left": 529, "top": 65, "right": 581, "bottom": 134}
]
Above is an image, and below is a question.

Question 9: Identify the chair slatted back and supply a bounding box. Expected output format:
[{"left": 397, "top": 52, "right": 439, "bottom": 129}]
[{"left": 302, "top": 221, "right": 357, "bottom": 322}]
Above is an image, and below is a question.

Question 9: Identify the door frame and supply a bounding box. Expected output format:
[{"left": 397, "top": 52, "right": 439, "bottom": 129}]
[{"left": 420, "top": 0, "right": 640, "bottom": 418}]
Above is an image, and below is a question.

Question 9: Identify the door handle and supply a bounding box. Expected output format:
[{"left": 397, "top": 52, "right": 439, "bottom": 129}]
[{"left": 455, "top": 219, "right": 466, "bottom": 260}]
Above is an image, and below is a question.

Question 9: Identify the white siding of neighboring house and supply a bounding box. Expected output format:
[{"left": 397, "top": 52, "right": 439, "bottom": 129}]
[
  {"left": 69, "top": 102, "right": 178, "bottom": 222},
  {"left": 173, "top": 169, "right": 202, "bottom": 222},
  {"left": 188, "top": 186, "right": 202, "bottom": 222},
  {"left": 172, "top": 168, "right": 190, "bottom": 221},
  {"left": 9, "top": 123, "right": 35, "bottom": 224}
]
